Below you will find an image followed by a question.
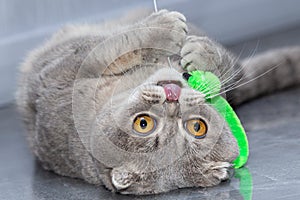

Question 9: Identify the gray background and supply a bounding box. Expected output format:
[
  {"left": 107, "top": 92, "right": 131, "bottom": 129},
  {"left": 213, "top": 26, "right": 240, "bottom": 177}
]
[{"left": 1, "top": 0, "right": 300, "bottom": 105}]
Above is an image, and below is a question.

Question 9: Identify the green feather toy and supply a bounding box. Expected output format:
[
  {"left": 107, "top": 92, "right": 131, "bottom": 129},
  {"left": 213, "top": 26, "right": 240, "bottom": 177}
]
[{"left": 183, "top": 70, "right": 249, "bottom": 168}]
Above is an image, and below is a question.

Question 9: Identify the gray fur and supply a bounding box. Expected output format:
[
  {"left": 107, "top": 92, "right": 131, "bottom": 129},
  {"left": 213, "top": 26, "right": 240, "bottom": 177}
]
[{"left": 16, "top": 10, "right": 300, "bottom": 195}]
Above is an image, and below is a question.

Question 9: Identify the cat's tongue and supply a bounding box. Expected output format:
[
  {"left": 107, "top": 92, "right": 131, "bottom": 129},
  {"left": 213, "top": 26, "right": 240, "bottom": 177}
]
[{"left": 163, "top": 83, "right": 181, "bottom": 102}]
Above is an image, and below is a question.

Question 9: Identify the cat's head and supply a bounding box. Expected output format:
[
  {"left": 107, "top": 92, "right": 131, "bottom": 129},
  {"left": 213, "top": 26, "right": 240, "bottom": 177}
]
[{"left": 90, "top": 65, "right": 239, "bottom": 194}]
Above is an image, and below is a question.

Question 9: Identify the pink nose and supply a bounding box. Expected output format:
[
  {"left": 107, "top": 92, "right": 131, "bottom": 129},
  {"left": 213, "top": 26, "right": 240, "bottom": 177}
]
[{"left": 163, "top": 83, "right": 181, "bottom": 101}]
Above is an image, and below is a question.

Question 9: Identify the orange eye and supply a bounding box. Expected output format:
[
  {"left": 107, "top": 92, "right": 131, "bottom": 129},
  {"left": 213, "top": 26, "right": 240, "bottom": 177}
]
[
  {"left": 185, "top": 118, "right": 207, "bottom": 139},
  {"left": 133, "top": 115, "right": 156, "bottom": 135}
]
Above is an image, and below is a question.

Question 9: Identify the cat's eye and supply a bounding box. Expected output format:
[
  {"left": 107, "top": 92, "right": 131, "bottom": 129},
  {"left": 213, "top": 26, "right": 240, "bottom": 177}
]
[
  {"left": 133, "top": 115, "right": 156, "bottom": 135},
  {"left": 185, "top": 118, "right": 207, "bottom": 139}
]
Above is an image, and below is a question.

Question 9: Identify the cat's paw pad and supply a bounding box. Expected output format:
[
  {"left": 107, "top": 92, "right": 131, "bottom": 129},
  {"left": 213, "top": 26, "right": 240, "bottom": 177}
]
[
  {"left": 111, "top": 169, "right": 134, "bottom": 190},
  {"left": 180, "top": 35, "right": 221, "bottom": 71}
]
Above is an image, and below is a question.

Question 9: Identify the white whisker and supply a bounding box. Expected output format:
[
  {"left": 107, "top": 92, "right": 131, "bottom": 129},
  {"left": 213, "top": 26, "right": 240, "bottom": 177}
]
[
  {"left": 218, "top": 46, "right": 246, "bottom": 84},
  {"left": 218, "top": 44, "right": 246, "bottom": 81},
  {"left": 210, "top": 61, "right": 283, "bottom": 99},
  {"left": 167, "top": 56, "right": 173, "bottom": 69},
  {"left": 220, "top": 41, "right": 260, "bottom": 87}
]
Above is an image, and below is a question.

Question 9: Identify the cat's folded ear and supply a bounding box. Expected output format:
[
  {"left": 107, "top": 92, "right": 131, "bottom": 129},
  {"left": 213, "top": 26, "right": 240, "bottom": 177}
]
[{"left": 128, "top": 84, "right": 166, "bottom": 105}]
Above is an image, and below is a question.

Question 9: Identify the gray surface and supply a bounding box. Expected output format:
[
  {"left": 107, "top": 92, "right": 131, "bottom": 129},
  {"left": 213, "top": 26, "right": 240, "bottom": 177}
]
[
  {"left": 1, "top": 88, "right": 300, "bottom": 200},
  {"left": 2, "top": 0, "right": 300, "bottom": 105}
]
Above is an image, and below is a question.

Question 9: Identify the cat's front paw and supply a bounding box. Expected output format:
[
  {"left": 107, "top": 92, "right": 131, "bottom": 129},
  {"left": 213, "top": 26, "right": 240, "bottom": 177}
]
[
  {"left": 180, "top": 35, "right": 223, "bottom": 72},
  {"left": 140, "top": 10, "right": 188, "bottom": 52},
  {"left": 144, "top": 9, "right": 187, "bottom": 33}
]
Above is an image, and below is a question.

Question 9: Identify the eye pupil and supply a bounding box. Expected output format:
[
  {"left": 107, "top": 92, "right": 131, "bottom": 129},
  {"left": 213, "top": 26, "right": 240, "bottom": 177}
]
[
  {"left": 193, "top": 122, "right": 200, "bottom": 132},
  {"left": 140, "top": 118, "right": 148, "bottom": 129}
]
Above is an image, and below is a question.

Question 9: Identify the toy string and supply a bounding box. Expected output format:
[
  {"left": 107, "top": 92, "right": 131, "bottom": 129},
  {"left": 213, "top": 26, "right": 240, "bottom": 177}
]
[{"left": 153, "top": 0, "right": 158, "bottom": 12}]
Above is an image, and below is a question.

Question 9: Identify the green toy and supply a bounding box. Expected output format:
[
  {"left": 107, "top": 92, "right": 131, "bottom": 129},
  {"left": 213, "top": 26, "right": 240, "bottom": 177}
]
[{"left": 183, "top": 70, "right": 249, "bottom": 168}]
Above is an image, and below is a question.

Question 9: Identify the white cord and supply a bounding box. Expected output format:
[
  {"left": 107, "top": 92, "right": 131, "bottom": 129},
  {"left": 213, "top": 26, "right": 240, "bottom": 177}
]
[
  {"left": 167, "top": 57, "right": 173, "bottom": 69},
  {"left": 153, "top": 0, "right": 158, "bottom": 12}
]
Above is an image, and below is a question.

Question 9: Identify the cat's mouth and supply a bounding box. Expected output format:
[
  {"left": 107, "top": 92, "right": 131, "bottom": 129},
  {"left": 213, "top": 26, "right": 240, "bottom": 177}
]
[
  {"left": 157, "top": 80, "right": 182, "bottom": 102},
  {"left": 157, "top": 80, "right": 182, "bottom": 87}
]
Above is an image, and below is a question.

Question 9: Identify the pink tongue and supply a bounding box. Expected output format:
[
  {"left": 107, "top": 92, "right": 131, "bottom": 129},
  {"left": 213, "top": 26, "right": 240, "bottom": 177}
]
[{"left": 163, "top": 83, "right": 181, "bottom": 101}]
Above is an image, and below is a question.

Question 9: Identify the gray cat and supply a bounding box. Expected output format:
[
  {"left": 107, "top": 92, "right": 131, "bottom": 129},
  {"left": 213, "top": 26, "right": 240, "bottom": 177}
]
[{"left": 16, "top": 10, "right": 300, "bottom": 195}]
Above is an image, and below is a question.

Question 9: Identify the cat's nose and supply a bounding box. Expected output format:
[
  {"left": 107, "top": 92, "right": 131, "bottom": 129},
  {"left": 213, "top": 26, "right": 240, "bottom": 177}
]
[
  {"left": 157, "top": 80, "right": 182, "bottom": 102},
  {"left": 182, "top": 72, "right": 192, "bottom": 80}
]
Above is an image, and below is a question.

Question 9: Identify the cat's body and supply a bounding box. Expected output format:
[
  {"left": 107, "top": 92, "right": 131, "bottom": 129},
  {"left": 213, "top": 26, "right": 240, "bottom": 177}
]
[{"left": 16, "top": 10, "right": 300, "bottom": 195}]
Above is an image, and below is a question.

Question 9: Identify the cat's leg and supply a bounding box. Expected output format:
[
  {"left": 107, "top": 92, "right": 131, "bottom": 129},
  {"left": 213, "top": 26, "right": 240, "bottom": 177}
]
[
  {"left": 96, "top": 10, "right": 188, "bottom": 76},
  {"left": 228, "top": 46, "right": 300, "bottom": 106}
]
